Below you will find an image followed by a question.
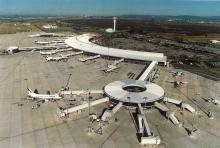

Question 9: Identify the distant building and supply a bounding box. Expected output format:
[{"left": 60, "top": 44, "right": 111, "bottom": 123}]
[
  {"left": 105, "top": 17, "right": 117, "bottom": 33},
  {"left": 210, "top": 40, "right": 220, "bottom": 44},
  {"left": 42, "top": 24, "right": 58, "bottom": 29},
  {"left": 105, "top": 28, "right": 114, "bottom": 33},
  {"left": 198, "top": 21, "right": 205, "bottom": 24}
]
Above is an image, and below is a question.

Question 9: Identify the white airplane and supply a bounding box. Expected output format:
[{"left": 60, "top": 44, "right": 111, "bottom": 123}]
[
  {"left": 203, "top": 97, "right": 220, "bottom": 105},
  {"left": 170, "top": 70, "right": 184, "bottom": 77},
  {"left": 167, "top": 80, "right": 188, "bottom": 87},
  {"left": 35, "top": 41, "right": 51, "bottom": 45},
  {"left": 40, "top": 50, "right": 58, "bottom": 55},
  {"left": 51, "top": 40, "right": 64, "bottom": 44},
  {"left": 27, "top": 88, "right": 62, "bottom": 102},
  {"left": 103, "top": 64, "right": 120, "bottom": 73},
  {"left": 52, "top": 39, "right": 65, "bottom": 42},
  {"left": 78, "top": 55, "right": 100, "bottom": 62},
  {"left": 46, "top": 54, "right": 68, "bottom": 62},
  {"left": 102, "top": 59, "right": 124, "bottom": 73},
  {"left": 63, "top": 51, "right": 84, "bottom": 58},
  {"left": 29, "top": 32, "right": 59, "bottom": 38},
  {"left": 40, "top": 48, "right": 74, "bottom": 55}
]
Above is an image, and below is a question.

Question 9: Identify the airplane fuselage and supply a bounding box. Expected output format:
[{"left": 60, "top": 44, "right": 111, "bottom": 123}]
[
  {"left": 28, "top": 92, "right": 62, "bottom": 101},
  {"left": 46, "top": 56, "right": 68, "bottom": 61},
  {"left": 40, "top": 51, "right": 57, "bottom": 55},
  {"left": 104, "top": 65, "right": 119, "bottom": 73}
]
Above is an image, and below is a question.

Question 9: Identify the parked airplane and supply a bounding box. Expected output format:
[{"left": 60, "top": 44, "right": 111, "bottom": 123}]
[
  {"left": 167, "top": 80, "right": 188, "bottom": 87},
  {"left": 78, "top": 55, "right": 100, "bottom": 62},
  {"left": 51, "top": 40, "right": 64, "bottom": 44},
  {"left": 102, "top": 59, "right": 124, "bottom": 73},
  {"left": 202, "top": 97, "right": 220, "bottom": 105},
  {"left": 63, "top": 51, "right": 84, "bottom": 58},
  {"left": 27, "top": 88, "right": 62, "bottom": 102},
  {"left": 35, "top": 41, "right": 51, "bottom": 45},
  {"left": 40, "top": 50, "right": 58, "bottom": 55},
  {"left": 46, "top": 54, "right": 68, "bottom": 62},
  {"left": 103, "top": 65, "right": 120, "bottom": 73},
  {"left": 170, "top": 70, "right": 184, "bottom": 77},
  {"left": 29, "top": 32, "right": 62, "bottom": 37}
]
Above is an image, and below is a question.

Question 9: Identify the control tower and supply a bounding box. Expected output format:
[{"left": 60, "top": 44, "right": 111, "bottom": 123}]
[{"left": 113, "top": 17, "right": 117, "bottom": 32}]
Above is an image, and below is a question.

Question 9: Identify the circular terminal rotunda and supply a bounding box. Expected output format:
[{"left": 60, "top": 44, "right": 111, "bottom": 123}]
[{"left": 104, "top": 79, "right": 165, "bottom": 106}]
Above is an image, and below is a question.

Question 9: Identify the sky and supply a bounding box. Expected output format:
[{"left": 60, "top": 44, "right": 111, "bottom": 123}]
[{"left": 1, "top": 0, "right": 220, "bottom": 16}]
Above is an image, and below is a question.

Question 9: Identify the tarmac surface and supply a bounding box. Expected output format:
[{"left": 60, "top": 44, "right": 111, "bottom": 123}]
[{"left": 0, "top": 33, "right": 220, "bottom": 148}]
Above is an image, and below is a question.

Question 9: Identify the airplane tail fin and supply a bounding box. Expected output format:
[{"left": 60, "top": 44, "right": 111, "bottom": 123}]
[{"left": 27, "top": 88, "right": 33, "bottom": 93}]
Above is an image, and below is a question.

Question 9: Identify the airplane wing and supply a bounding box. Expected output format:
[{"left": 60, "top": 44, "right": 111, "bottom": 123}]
[
  {"left": 31, "top": 49, "right": 38, "bottom": 52},
  {"left": 169, "top": 71, "right": 176, "bottom": 74},
  {"left": 36, "top": 98, "right": 46, "bottom": 103},
  {"left": 202, "top": 97, "right": 210, "bottom": 102},
  {"left": 181, "top": 81, "right": 188, "bottom": 84}
]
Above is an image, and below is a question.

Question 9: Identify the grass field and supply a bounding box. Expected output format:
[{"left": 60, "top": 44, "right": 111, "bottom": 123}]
[
  {"left": 153, "top": 32, "right": 220, "bottom": 41},
  {"left": 0, "top": 22, "right": 41, "bottom": 34}
]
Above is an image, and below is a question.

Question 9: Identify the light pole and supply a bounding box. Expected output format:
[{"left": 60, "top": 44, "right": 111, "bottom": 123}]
[{"left": 88, "top": 91, "right": 92, "bottom": 133}]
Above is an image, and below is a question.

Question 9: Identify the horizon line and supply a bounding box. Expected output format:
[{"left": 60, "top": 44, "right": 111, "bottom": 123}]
[{"left": 1, "top": 14, "right": 220, "bottom": 18}]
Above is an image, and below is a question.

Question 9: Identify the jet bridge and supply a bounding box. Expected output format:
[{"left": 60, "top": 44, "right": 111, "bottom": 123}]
[
  {"left": 60, "top": 90, "right": 103, "bottom": 96},
  {"left": 137, "top": 104, "right": 161, "bottom": 145},
  {"left": 101, "top": 102, "right": 123, "bottom": 121},
  {"left": 154, "top": 102, "right": 181, "bottom": 126},
  {"left": 164, "top": 97, "right": 195, "bottom": 113},
  {"left": 57, "top": 97, "right": 109, "bottom": 118}
]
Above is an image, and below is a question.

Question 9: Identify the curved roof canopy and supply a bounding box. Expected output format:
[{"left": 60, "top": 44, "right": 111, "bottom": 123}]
[{"left": 65, "top": 34, "right": 167, "bottom": 62}]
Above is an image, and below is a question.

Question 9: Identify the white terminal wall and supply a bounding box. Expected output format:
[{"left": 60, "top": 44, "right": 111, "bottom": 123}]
[{"left": 65, "top": 34, "right": 167, "bottom": 63}]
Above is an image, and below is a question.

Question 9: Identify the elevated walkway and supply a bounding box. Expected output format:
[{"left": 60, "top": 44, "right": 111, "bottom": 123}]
[
  {"left": 164, "top": 97, "right": 195, "bottom": 113},
  {"left": 60, "top": 90, "right": 103, "bottom": 96},
  {"left": 57, "top": 97, "right": 109, "bottom": 117},
  {"left": 154, "top": 102, "right": 181, "bottom": 126},
  {"left": 137, "top": 104, "right": 161, "bottom": 145},
  {"left": 138, "top": 61, "right": 158, "bottom": 81},
  {"left": 101, "top": 102, "right": 123, "bottom": 121}
]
